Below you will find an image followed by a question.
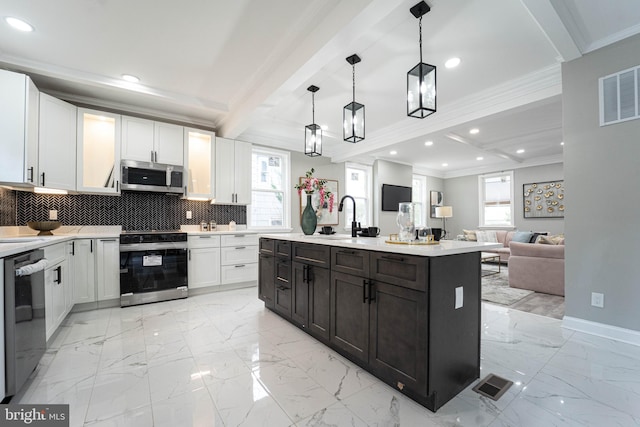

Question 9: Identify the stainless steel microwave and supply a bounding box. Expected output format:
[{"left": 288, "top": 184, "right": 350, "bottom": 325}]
[{"left": 121, "top": 159, "right": 184, "bottom": 194}]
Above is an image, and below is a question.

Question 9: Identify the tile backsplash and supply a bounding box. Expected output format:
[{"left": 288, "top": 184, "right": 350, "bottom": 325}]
[{"left": 0, "top": 190, "right": 246, "bottom": 231}]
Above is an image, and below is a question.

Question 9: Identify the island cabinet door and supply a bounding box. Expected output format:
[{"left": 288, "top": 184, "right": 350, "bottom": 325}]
[
  {"left": 330, "top": 271, "right": 370, "bottom": 364},
  {"left": 273, "top": 258, "right": 292, "bottom": 318},
  {"left": 259, "top": 238, "right": 275, "bottom": 255},
  {"left": 258, "top": 253, "right": 275, "bottom": 309},
  {"left": 308, "top": 265, "right": 330, "bottom": 342},
  {"left": 368, "top": 281, "right": 428, "bottom": 399},
  {"left": 291, "top": 261, "right": 309, "bottom": 328}
]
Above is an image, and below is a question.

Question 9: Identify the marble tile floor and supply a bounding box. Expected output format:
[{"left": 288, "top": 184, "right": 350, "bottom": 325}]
[{"left": 15, "top": 287, "right": 640, "bottom": 426}]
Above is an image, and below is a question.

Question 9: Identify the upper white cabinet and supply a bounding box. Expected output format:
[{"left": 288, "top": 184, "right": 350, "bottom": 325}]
[
  {"left": 184, "top": 128, "right": 215, "bottom": 199},
  {"left": 38, "top": 93, "right": 77, "bottom": 191},
  {"left": 121, "top": 116, "right": 184, "bottom": 166},
  {"left": 0, "top": 69, "right": 39, "bottom": 186},
  {"left": 77, "top": 108, "right": 121, "bottom": 194},
  {"left": 215, "top": 137, "right": 251, "bottom": 204}
]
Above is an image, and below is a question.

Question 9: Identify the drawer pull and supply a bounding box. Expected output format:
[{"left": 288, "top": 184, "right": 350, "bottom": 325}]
[
  {"left": 234, "top": 264, "right": 246, "bottom": 268},
  {"left": 381, "top": 255, "right": 405, "bottom": 262},
  {"left": 235, "top": 246, "right": 246, "bottom": 250},
  {"left": 339, "top": 250, "right": 357, "bottom": 255}
]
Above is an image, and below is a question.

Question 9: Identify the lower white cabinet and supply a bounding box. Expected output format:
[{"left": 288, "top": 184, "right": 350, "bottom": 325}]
[
  {"left": 220, "top": 234, "right": 258, "bottom": 284},
  {"left": 188, "top": 235, "right": 221, "bottom": 289},
  {"left": 72, "top": 238, "right": 119, "bottom": 305},
  {"left": 44, "top": 242, "right": 73, "bottom": 341}
]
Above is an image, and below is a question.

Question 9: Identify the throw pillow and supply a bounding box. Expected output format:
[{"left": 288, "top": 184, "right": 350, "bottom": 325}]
[
  {"left": 484, "top": 230, "right": 498, "bottom": 243},
  {"left": 512, "top": 231, "right": 534, "bottom": 243},
  {"left": 476, "top": 231, "right": 487, "bottom": 243},
  {"left": 536, "top": 234, "right": 565, "bottom": 245},
  {"left": 463, "top": 229, "right": 477, "bottom": 241},
  {"left": 529, "top": 232, "right": 548, "bottom": 243}
]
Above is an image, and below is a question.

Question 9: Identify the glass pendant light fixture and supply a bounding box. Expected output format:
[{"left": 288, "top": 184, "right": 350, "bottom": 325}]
[
  {"left": 343, "top": 54, "right": 364, "bottom": 143},
  {"left": 407, "top": 1, "right": 436, "bottom": 119},
  {"left": 305, "top": 85, "right": 322, "bottom": 157}
]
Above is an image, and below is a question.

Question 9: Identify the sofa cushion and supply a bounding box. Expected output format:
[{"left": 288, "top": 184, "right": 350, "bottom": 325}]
[
  {"left": 536, "top": 234, "right": 565, "bottom": 245},
  {"left": 511, "top": 241, "right": 564, "bottom": 259},
  {"left": 463, "top": 229, "right": 477, "bottom": 241},
  {"left": 477, "top": 230, "right": 498, "bottom": 243},
  {"left": 529, "top": 232, "right": 548, "bottom": 243},
  {"left": 512, "top": 231, "right": 534, "bottom": 243}
]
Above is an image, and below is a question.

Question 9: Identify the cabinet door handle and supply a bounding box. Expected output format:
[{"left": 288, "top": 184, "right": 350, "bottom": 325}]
[
  {"left": 55, "top": 265, "right": 62, "bottom": 284},
  {"left": 302, "top": 265, "right": 308, "bottom": 283},
  {"left": 151, "top": 151, "right": 154, "bottom": 162},
  {"left": 71, "top": 241, "right": 75, "bottom": 256},
  {"left": 189, "top": 249, "right": 191, "bottom": 261},
  {"left": 41, "top": 172, "right": 45, "bottom": 187},
  {"left": 381, "top": 255, "right": 405, "bottom": 262},
  {"left": 363, "top": 279, "right": 368, "bottom": 303},
  {"left": 368, "top": 282, "right": 376, "bottom": 304},
  {"left": 28, "top": 166, "right": 34, "bottom": 183},
  {"left": 116, "top": 180, "right": 120, "bottom": 192},
  {"left": 90, "top": 240, "right": 93, "bottom": 253},
  {"left": 339, "top": 250, "right": 356, "bottom": 255}
]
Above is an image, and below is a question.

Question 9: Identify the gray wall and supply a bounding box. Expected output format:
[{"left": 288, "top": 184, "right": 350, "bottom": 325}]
[
  {"left": 373, "top": 160, "right": 413, "bottom": 235},
  {"left": 444, "top": 163, "right": 565, "bottom": 237},
  {"left": 289, "top": 151, "right": 345, "bottom": 233},
  {"left": 563, "top": 34, "right": 640, "bottom": 331},
  {"left": 424, "top": 175, "right": 445, "bottom": 230}
]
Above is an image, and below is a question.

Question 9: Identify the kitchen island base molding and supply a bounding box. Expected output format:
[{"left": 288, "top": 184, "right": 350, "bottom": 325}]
[{"left": 259, "top": 236, "right": 484, "bottom": 412}]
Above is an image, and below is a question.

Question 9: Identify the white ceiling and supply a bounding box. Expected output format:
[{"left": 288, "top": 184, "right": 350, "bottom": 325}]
[{"left": 2, "top": 0, "right": 640, "bottom": 177}]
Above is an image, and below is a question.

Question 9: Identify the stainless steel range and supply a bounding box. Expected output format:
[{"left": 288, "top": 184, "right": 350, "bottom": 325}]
[{"left": 119, "top": 230, "right": 188, "bottom": 307}]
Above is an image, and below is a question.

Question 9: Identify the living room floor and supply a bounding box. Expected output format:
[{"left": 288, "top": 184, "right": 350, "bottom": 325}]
[{"left": 16, "top": 288, "right": 639, "bottom": 426}]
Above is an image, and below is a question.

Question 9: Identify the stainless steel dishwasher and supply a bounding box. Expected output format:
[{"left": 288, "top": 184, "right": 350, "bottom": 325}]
[{"left": 4, "top": 249, "right": 47, "bottom": 398}]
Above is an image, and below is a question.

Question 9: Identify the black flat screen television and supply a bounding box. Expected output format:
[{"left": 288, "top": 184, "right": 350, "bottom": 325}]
[{"left": 381, "top": 184, "right": 412, "bottom": 211}]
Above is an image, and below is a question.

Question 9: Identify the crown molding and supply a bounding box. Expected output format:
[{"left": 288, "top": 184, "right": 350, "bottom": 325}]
[{"left": 441, "top": 154, "right": 563, "bottom": 179}]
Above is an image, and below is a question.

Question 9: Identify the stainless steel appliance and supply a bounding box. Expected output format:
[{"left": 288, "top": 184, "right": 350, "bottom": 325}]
[
  {"left": 119, "top": 231, "right": 188, "bottom": 306},
  {"left": 4, "top": 249, "right": 47, "bottom": 397},
  {"left": 120, "top": 159, "right": 185, "bottom": 194}
]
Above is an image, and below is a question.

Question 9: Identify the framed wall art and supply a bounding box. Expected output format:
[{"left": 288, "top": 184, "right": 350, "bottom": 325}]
[
  {"left": 299, "top": 178, "right": 339, "bottom": 225},
  {"left": 430, "top": 190, "right": 443, "bottom": 218},
  {"left": 523, "top": 180, "right": 564, "bottom": 218}
]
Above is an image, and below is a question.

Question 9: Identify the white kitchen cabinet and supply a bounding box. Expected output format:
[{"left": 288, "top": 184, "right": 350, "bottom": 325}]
[
  {"left": 44, "top": 242, "right": 72, "bottom": 341},
  {"left": 184, "top": 128, "right": 215, "bottom": 199},
  {"left": 121, "top": 116, "right": 184, "bottom": 165},
  {"left": 96, "top": 238, "right": 120, "bottom": 301},
  {"left": 0, "top": 69, "right": 39, "bottom": 186},
  {"left": 215, "top": 138, "right": 251, "bottom": 204},
  {"left": 220, "top": 233, "right": 258, "bottom": 284},
  {"left": 38, "top": 93, "right": 77, "bottom": 191},
  {"left": 188, "top": 235, "right": 221, "bottom": 289},
  {"left": 0, "top": 262, "right": 5, "bottom": 401},
  {"left": 77, "top": 108, "right": 121, "bottom": 194},
  {"left": 72, "top": 239, "right": 96, "bottom": 304},
  {"left": 65, "top": 241, "right": 75, "bottom": 313}
]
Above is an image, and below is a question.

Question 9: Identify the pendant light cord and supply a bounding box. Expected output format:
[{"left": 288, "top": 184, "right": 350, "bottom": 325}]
[
  {"left": 311, "top": 91, "right": 315, "bottom": 123},
  {"left": 419, "top": 16, "right": 423, "bottom": 64},
  {"left": 352, "top": 63, "right": 356, "bottom": 103}
]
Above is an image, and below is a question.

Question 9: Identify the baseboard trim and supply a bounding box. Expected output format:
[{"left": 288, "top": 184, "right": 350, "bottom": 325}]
[{"left": 563, "top": 316, "right": 640, "bottom": 347}]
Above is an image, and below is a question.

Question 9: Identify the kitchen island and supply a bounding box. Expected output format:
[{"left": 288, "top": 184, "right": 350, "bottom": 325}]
[{"left": 258, "top": 234, "right": 502, "bottom": 412}]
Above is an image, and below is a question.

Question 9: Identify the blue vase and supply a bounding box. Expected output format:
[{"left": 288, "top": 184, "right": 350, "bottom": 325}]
[{"left": 301, "top": 194, "right": 317, "bottom": 235}]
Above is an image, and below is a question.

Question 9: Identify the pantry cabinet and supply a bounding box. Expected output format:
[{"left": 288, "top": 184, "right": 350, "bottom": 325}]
[
  {"left": 214, "top": 137, "right": 251, "bottom": 204},
  {"left": 38, "top": 93, "right": 77, "bottom": 191},
  {"left": 76, "top": 108, "right": 121, "bottom": 194},
  {"left": 121, "top": 116, "right": 184, "bottom": 166},
  {"left": 0, "top": 69, "right": 39, "bottom": 186}
]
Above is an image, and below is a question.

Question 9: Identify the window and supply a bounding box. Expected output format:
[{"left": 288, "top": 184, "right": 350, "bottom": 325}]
[
  {"left": 478, "top": 171, "right": 514, "bottom": 227},
  {"left": 412, "top": 174, "right": 427, "bottom": 227},
  {"left": 344, "top": 163, "right": 372, "bottom": 229},
  {"left": 250, "top": 147, "right": 290, "bottom": 228}
]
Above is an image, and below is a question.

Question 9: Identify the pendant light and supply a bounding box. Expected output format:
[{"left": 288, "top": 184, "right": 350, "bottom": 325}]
[
  {"left": 407, "top": 1, "right": 436, "bottom": 119},
  {"left": 305, "top": 85, "right": 322, "bottom": 157},
  {"left": 343, "top": 54, "right": 365, "bottom": 143}
]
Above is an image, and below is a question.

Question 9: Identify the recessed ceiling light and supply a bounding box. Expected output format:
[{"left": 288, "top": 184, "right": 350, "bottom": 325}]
[
  {"left": 442, "top": 163, "right": 448, "bottom": 167},
  {"left": 321, "top": 125, "right": 328, "bottom": 131},
  {"left": 469, "top": 128, "right": 479, "bottom": 135},
  {"left": 517, "top": 149, "right": 525, "bottom": 154},
  {"left": 476, "top": 156, "right": 483, "bottom": 161},
  {"left": 122, "top": 74, "right": 140, "bottom": 83},
  {"left": 424, "top": 140, "right": 433, "bottom": 146},
  {"left": 390, "top": 150, "right": 397, "bottom": 155},
  {"left": 5, "top": 16, "right": 34, "bottom": 32},
  {"left": 445, "top": 57, "right": 461, "bottom": 69},
  {"left": 560, "top": 141, "right": 564, "bottom": 146}
]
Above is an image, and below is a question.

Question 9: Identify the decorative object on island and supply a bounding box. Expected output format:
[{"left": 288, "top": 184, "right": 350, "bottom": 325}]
[
  {"left": 396, "top": 202, "right": 416, "bottom": 241},
  {"left": 27, "top": 220, "right": 61, "bottom": 235},
  {"left": 430, "top": 190, "right": 443, "bottom": 218},
  {"left": 304, "top": 85, "right": 322, "bottom": 157},
  {"left": 523, "top": 180, "right": 564, "bottom": 218},
  {"left": 434, "top": 205, "right": 452, "bottom": 239},
  {"left": 295, "top": 168, "right": 336, "bottom": 234},
  {"left": 407, "top": 1, "right": 436, "bottom": 119},
  {"left": 343, "top": 54, "right": 365, "bottom": 143}
]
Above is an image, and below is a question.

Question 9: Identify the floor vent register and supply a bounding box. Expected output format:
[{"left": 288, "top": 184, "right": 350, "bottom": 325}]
[{"left": 472, "top": 374, "right": 513, "bottom": 401}]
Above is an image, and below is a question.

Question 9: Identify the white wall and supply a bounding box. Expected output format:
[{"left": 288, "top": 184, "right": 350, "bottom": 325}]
[
  {"left": 372, "top": 160, "right": 413, "bottom": 235},
  {"left": 563, "top": 34, "right": 640, "bottom": 331}
]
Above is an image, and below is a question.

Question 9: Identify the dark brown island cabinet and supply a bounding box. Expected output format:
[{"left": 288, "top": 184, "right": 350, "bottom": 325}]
[{"left": 258, "top": 236, "right": 483, "bottom": 412}]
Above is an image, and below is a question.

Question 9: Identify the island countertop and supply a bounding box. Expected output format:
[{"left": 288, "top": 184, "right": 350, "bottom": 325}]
[{"left": 259, "top": 233, "right": 502, "bottom": 257}]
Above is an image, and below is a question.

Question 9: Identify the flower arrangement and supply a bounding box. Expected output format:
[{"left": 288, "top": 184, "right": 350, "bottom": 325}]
[{"left": 295, "top": 168, "right": 335, "bottom": 213}]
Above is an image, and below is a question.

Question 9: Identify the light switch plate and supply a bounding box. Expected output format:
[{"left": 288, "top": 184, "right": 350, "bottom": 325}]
[
  {"left": 186, "top": 211, "right": 192, "bottom": 219},
  {"left": 49, "top": 210, "right": 58, "bottom": 220},
  {"left": 455, "top": 286, "right": 463, "bottom": 309}
]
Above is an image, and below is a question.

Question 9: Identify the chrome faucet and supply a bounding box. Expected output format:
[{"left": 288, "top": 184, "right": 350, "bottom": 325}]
[{"left": 338, "top": 195, "right": 360, "bottom": 237}]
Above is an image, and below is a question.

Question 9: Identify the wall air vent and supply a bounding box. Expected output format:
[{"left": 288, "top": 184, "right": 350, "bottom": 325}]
[{"left": 599, "top": 65, "right": 640, "bottom": 126}]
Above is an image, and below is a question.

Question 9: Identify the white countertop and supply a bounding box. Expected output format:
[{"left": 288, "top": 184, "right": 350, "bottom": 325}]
[{"left": 260, "top": 233, "right": 503, "bottom": 257}]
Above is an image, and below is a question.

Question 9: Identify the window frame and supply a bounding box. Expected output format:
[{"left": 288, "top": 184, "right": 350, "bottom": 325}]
[
  {"left": 344, "top": 162, "right": 372, "bottom": 230},
  {"left": 412, "top": 174, "right": 427, "bottom": 228},
  {"left": 248, "top": 146, "right": 291, "bottom": 230},
  {"left": 478, "top": 170, "right": 515, "bottom": 228}
]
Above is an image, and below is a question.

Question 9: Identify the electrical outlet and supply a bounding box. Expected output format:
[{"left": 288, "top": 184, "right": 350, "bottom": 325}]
[
  {"left": 591, "top": 292, "right": 604, "bottom": 308},
  {"left": 186, "top": 211, "right": 192, "bottom": 219},
  {"left": 49, "top": 210, "right": 58, "bottom": 220}
]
